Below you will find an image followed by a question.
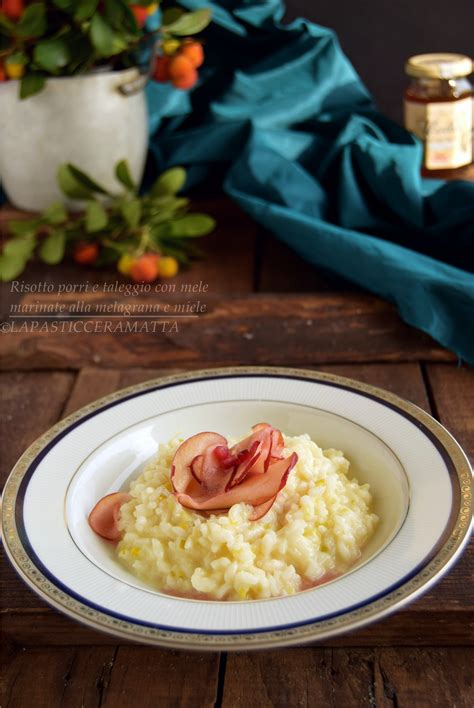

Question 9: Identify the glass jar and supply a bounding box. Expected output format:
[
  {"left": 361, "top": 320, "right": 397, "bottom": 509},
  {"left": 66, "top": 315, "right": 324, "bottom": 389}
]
[{"left": 404, "top": 53, "right": 473, "bottom": 177}]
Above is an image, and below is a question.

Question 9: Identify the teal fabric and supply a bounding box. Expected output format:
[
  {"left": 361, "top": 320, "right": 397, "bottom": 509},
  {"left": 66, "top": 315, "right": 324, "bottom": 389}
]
[{"left": 146, "top": 0, "right": 474, "bottom": 363}]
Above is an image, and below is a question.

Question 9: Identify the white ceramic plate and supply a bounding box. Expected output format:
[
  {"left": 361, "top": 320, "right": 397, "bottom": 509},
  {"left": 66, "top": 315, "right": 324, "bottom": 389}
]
[{"left": 2, "top": 367, "right": 472, "bottom": 650}]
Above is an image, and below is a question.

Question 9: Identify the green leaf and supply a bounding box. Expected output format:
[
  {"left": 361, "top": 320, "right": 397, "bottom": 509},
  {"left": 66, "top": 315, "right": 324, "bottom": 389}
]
[
  {"left": 57, "top": 163, "right": 109, "bottom": 199},
  {"left": 0, "top": 253, "right": 27, "bottom": 281},
  {"left": 61, "top": 29, "right": 91, "bottom": 72},
  {"left": 104, "top": 0, "right": 125, "bottom": 30},
  {"left": 20, "top": 73, "right": 46, "bottom": 99},
  {"left": 43, "top": 202, "right": 68, "bottom": 225},
  {"left": 67, "top": 164, "right": 109, "bottom": 194},
  {"left": 148, "top": 195, "right": 189, "bottom": 211},
  {"left": 57, "top": 165, "right": 94, "bottom": 199},
  {"left": 151, "top": 167, "right": 186, "bottom": 197},
  {"left": 0, "top": 234, "right": 35, "bottom": 280},
  {"left": 120, "top": 199, "right": 141, "bottom": 228},
  {"left": 6, "top": 52, "right": 27, "bottom": 66},
  {"left": 85, "top": 201, "right": 108, "bottom": 232},
  {"left": 146, "top": 196, "right": 189, "bottom": 225},
  {"left": 3, "top": 234, "right": 36, "bottom": 259},
  {"left": 103, "top": 0, "right": 124, "bottom": 27},
  {"left": 52, "top": 0, "right": 74, "bottom": 9},
  {"left": 0, "top": 13, "right": 15, "bottom": 31},
  {"left": 104, "top": 0, "right": 136, "bottom": 32},
  {"left": 163, "top": 8, "right": 212, "bottom": 36},
  {"left": 74, "top": 0, "right": 99, "bottom": 21},
  {"left": 8, "top": 218, "right": 41, "bottom": 235},
  {"left": 90, "top": 13, "right": 125, "bottom": 56},
  {"left": 39, "top": 229, "right": 66, "bottom": 265},
  {"left": 115, "top": 160, "right": 136, "bottom": 192},
  {"left": 169, "top": 214, "right": 215, "bottom": 237},
  {"left": 33, "top": 38, "right": 71, "bottom": 73},
  {"left": 16, "top": 3, "right": 47, "bottom": 38}
]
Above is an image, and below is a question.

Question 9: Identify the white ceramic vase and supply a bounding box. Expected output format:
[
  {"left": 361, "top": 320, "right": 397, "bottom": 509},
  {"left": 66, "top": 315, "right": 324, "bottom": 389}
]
[{"left": 0, "top": 67, "right": 148, "bottom": 211}]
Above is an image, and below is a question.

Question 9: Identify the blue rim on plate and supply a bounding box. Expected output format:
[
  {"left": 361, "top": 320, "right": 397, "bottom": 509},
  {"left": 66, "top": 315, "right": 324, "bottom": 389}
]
[{"left": 2, "top": 367, "right": 472, "bottom": 650}]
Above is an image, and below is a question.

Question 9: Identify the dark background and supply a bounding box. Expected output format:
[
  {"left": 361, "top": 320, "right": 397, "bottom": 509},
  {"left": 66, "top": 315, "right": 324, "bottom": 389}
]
[{"left": 285, "top": 0, "right": 474, "bottom": 123}]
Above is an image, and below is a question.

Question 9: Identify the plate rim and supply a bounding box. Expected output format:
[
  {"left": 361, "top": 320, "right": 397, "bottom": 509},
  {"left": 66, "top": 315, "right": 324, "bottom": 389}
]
[{"left": 2, "top": 365, "right": 472, "bottom": 650}]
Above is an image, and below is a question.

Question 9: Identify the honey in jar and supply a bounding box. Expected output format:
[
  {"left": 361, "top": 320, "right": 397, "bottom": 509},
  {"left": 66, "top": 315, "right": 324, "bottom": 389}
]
[{"left": 404, "top": 53, "right": 473, "bottom": 176}]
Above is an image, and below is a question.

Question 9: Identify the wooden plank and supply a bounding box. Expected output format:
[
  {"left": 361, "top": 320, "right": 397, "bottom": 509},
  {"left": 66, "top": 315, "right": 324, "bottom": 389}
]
[
  {"left": 258, "top": 230, "right": 360, "bottom": 293},
  {"left": 0, "top": 371, "right": 75, "bottom": 616},
  {"left": 425, "top": 363, "right": 474, "bottom": 462},
  {"left": 0, "top": 293, "right": 455, "bottom": 370},
  {"left": 100, "top": 646, "right": 220, "bottom": 708},
  {"left": 2, "top": 645, "right": 472, "bottom": 707},
  {"left": 222, "top": 648, "right": 374, "bottom": 707},
  {"left": 1, "top": 644, "right": 117, "bottom": 708},
  {"left": 222, "top": 647, "right": 474, "bottom": 708},
  {"left": 0, "top": 371, "right": 75, "bottom": 486},
  {"left": 320, "top": 362, "right": 430, "bottom": 411},
  {"left": 426, "top": 356, "right": 474, "bottom": 605},
  {"left": 62, "top": 367, "right": 182, "bottom": 417},
  {"left": 373, "top": 647, "right": 474, "bottom": 707},
  {"left": 421, "top": 364, "right": 474, "bottom": 618}
]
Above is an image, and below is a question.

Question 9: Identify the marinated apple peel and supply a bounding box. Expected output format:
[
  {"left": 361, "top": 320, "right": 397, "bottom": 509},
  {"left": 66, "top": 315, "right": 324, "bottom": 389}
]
[{"left": 88, "top": 423, "right": 298, "bottom": 539}]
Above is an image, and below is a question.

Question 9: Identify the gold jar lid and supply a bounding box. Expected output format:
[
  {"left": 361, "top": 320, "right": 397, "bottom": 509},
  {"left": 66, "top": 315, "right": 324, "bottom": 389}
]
[{"left": 405, "top": 53, "right": 473, "bottom": 79}]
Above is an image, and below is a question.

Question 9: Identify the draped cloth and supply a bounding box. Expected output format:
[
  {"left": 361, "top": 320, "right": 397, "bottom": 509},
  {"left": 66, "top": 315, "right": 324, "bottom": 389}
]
[{"left": 146, "top": 0, "right": 474, "bottom": 362}]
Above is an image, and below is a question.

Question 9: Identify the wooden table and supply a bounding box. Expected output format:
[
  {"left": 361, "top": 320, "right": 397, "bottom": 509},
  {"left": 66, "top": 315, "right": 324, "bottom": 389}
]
[{"left": 1, "top": 199, "right": 473, "bottom": 707}]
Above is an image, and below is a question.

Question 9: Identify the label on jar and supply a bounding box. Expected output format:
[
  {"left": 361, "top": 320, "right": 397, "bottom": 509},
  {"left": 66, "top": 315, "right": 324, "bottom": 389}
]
[{"left": 404, "top": 97, "right": 472, "bottom": 169}]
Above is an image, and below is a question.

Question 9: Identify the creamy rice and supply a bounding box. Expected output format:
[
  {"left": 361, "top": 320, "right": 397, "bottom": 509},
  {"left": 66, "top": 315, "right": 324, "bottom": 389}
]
[{"left": 117, "top": 433, "right": 378, "bottom": 600}]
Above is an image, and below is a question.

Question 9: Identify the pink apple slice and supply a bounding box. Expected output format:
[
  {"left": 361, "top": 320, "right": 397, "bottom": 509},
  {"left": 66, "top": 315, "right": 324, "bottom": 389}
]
[
  {"left": 270, "top": 428, "right": 284, "bottom": 459},
  {"left": 251, "top": 422, "right": 272, "bottom": 432},
  {"left": 249, "top": 435, "right": 273, "bottom": 475},
  {"left": 190, "top": 454, "right": 205, "bottom": 483},
  {"left": 249, "top": 495, "right": 277, "bottom": 521},
  {"left": 171, "top": 432, "right": 227, "bottom": 494},
  {"left": 176, "top": 452, "right": 298, "bottom": 512},
  {"left": 199, "top": 443, "right": 236, "bottom": 493},
  {"left": 230, "top": 425, "right": 273, "bottom": 476},
  {"left": 228, "top": 439, "right": 260, "bottom": 488},
  {"left": 230, "top": 423, "right": 271, "bottom": 457},
  {"left": 88, "top": 492, "right": 131, "bottom": 542}
]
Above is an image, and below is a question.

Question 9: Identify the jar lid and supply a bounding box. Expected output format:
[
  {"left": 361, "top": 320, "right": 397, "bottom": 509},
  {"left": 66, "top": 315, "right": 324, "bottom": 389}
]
[{"left": 405, "top": 53, "right": 473, "bottom": 79}]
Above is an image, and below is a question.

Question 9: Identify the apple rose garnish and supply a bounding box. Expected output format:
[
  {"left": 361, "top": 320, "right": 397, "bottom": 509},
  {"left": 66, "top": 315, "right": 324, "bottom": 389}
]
[{"left": 171, "top": 423, "right": 298, "bottom": 520}]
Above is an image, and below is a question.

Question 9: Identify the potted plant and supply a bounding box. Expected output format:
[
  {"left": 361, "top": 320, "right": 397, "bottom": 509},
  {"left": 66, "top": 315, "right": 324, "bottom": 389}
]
[
  {"left": 0, "top": 1, "right": 211, "bottom": 211},
  {"left": 0, "top": 160, "right": 216, "bottom": 282}
]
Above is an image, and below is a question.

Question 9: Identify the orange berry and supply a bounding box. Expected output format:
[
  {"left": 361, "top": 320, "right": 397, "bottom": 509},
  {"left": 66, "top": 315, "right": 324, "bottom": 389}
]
[
  {"left": 153, "top": 55, "right": 170, "bottom": 82},
  {"left": 3, "top": 0, "right": 24, "bottom": 20},
  {"left": 168, "top": 54, "right": 195, "bottom": 80},
  {"left": 130, "top": 253, "right": 160, "bottom": 282},
  {"left": 180, "top": 42, "right": 204, "bottom": 69},
  {"left": 131, "top": 5, "right": 148, "bottom": 28},
  {"left": 73, "top": 242, "right": 99, "bottom": 265},
  {"left": 0, "top": 65, "right": 6, "bottom": 82},
  {"left": 172, "top": 68, "right": 198, "bottom": 90}
]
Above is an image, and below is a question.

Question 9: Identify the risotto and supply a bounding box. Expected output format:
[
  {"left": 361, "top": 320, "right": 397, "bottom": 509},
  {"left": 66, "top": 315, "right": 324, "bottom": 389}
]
[{"left": 116, "top": 432, "right": 378, "bottom": 600}]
